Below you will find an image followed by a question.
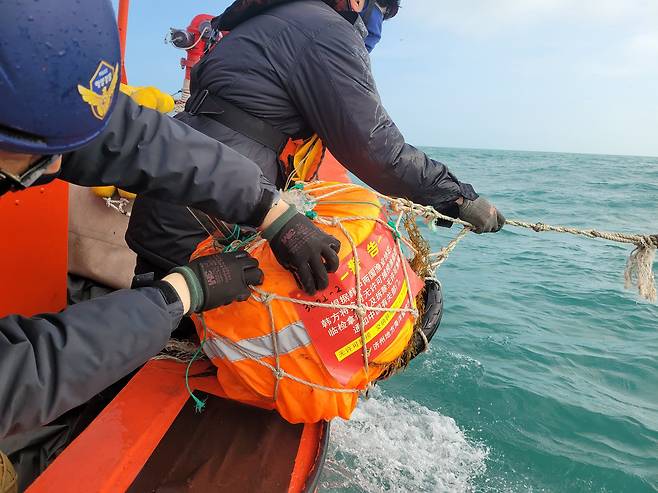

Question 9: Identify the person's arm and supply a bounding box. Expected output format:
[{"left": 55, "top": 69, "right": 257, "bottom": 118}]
[
  {"left": 0, "top": 286, "right": 183, "bottom": 438},
  {"left": 0, "top": 246, "right": 271, "bottom": 438},
  {"left": 285, "top": 21, "right": 478, "bottom": 217},
  {"left": 60, "top": 93, "right": 277, "bottom": 228},
  {"left": 60, "top": 93, "right": 342, "bottom": 285}
]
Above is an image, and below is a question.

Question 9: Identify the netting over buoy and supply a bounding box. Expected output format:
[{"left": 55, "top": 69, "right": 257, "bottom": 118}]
[{"left": 191, "top": 182, "right": 436, "bottom": 423}]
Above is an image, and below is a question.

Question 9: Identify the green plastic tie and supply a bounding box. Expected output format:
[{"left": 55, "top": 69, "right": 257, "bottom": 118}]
[
  {"left": 225, "top": 233, "right": 259, "bottom": 253},
  {"left": 291, "top": 183, "right": 304, "bottom": 190},
  {"left": 227, "top": 224, "right": 240, "bottom": 242},
  {"left": 305, "top": 210, "right": 318, "bottom": 220},
  {"left": 184, "top": 316, "right": 209, "bottom": 413},
  {"left": 387, "top": 219, "right": 401, "bottom": 239}
]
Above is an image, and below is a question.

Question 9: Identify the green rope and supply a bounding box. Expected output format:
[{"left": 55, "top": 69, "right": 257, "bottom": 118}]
[
  {"left": 225, "top": 224, "right": 240, "bottom": 242},
  {"left": 184, "top": 315, "right": 208, "bottom": 413},
  {"left": 224, "top": 233, "right": 260, "bottom": 253},
  {"left": 183, "top": 228, "right": 261, "bottom": 413}
]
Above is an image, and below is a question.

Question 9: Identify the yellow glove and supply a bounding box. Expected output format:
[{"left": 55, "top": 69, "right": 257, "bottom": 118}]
[
  {"left": 120, "top": 83, "right": 174, "bottom": 113},
  {"left": 91, "top": 185, "right": 116, "bottom": 198},
  {"left": 95, "top": 84, "right": 174, "bottom": 202},
  {"left": 117, "top": 189, "right": 137, "bottom": 200}
]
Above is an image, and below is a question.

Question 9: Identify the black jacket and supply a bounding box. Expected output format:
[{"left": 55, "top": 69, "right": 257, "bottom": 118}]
[
  {"left": 126, "top": 0, "right": 477, "bottom": 272},
  {"left": 0, "top": 93, "right": 278, "bottom": 437}
]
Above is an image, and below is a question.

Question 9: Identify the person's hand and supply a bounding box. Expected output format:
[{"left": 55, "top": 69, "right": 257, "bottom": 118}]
[
  {"left": 262, "top": 203, "right": 340, "bottom": 295},
  {"left": 168, "top": 251, "right": 263, "bottom": 313},
  {"left": 458, "top": 196, "right": 505, "bottom": 233}
]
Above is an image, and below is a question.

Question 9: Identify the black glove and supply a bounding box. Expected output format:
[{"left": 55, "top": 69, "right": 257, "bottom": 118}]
[
  {"left": 171, "top": 251, "right": 263, "bottom": 313},
  {"left": 458, "top": 196, "right": 505, "bottom": 233},
  {"left": 263, "top": 205, "right": 341, "bottom": 295}
]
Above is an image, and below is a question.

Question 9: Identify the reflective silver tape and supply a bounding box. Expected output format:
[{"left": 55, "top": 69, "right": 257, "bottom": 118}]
[{"left": 203, "top": 321, "right": 312, "bottom": 363}]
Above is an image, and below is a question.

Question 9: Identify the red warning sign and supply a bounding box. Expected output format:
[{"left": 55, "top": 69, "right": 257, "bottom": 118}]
[{"left": 293, "top": 222, "right": 423, "bottom": 385}]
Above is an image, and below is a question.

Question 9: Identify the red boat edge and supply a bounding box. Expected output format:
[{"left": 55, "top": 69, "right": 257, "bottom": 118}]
[{"left": 27, "top": 359, "right": 330, "bottom": 492}]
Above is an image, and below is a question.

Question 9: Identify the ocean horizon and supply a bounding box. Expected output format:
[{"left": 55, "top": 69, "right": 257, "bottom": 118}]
[{"left": 413, "top": 145, "right": 658, "bottom": 161}]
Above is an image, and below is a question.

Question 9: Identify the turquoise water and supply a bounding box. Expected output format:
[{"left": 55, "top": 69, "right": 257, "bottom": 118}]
[{"left": 320, "top": 148, "right": 658, "bottom": 492}]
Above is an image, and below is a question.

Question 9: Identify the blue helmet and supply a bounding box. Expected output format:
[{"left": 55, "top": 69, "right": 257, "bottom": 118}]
[{"left": 0, "top": 0, "right": 121, "bottom": 154}]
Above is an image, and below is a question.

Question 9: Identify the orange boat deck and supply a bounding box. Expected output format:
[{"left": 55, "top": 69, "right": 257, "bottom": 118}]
[{"left": 27, "top": 360, "right": 328, "bottom": 493}]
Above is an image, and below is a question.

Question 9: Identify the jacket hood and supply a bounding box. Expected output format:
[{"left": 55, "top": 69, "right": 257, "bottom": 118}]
[{"left": 213, "top": 0, "right": 352, "bottom": 31}]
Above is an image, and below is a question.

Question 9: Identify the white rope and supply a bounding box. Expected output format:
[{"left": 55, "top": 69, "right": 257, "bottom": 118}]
[
  {"left": 337, "top": 220, "right": 370, "bottom": 382},
  {"left": 102, "top": 197, "right": 131, "bottom": 216},
  {"left": 380, "top": 194, "right": 657, "bottom": 302},
  {"left": 200, "top": 317, "right": 361, "bottom": 394}
]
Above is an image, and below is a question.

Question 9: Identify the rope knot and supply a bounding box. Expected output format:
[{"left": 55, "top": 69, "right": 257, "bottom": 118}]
[
  {"left": 355, "top": 306, "right": 367, "bottom": 318},
  {"left": 531, "top": 222, "right": 549, "bottom": 232},
  {"left": 400, "top": 198, "right": 414, "bottom": 209},
  {"left": 273, "top": 368, "right": 285, "bottom": 380},
  {"left": 639, "top": 235, "right": 658, "bottom": 249},
  {"left": 649, "top": 235, "right": 658, "bottom": 248},
  {"left": 261, "top": 293, "right": 275, "bottom": 305}
]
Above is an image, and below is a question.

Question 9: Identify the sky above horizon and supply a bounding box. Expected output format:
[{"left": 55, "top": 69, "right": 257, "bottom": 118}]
[{"left": 115, "top": 1, "right": 658, "bottom": 157}]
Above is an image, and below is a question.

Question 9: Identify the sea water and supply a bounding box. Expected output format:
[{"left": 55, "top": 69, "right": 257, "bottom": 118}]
[{"left": 319, "top": 147, "right": 658, "bottom": 492}]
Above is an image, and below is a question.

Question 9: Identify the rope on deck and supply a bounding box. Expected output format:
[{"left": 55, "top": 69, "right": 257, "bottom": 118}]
[{"left": 152, "top": 338, "right": 207, "bottom": 362}]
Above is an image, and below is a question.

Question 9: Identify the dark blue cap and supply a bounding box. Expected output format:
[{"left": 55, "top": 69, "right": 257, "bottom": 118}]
[{"left": 0, "top": 0, "right": 121, "bottom": 154}]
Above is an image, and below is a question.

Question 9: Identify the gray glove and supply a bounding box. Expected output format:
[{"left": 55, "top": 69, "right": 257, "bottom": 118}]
[
  {"left": 458, "top": 197, "right": 505, "bottom": 233},
  {"left": 171, "top": 251, "right": 263, "bottom": 313},
  {"left": 264, "top": 205, "right": 341, "bottom": 295}
]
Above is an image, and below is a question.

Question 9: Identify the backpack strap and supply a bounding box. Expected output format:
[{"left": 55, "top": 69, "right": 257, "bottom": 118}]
[
  {"left": 187, "top": 89, "right": 324, "bottom": 183},
  {"left": 187, "top": 89, "right": 289, "bottom": 154}
]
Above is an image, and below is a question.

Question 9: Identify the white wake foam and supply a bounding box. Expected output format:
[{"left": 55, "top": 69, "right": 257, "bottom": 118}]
[{"left": 321, "top": 389, "right": 489, "bottom": 492}]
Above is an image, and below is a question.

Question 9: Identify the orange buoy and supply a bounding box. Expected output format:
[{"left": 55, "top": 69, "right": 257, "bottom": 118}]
[{"left": 193, "top": 182, "right": 425, "bottom": 423}]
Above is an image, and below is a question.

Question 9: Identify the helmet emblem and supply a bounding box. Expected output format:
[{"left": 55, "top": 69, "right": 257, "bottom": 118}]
[{"left": 77, "top": 61, "right": 119, "bottom": 120}]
